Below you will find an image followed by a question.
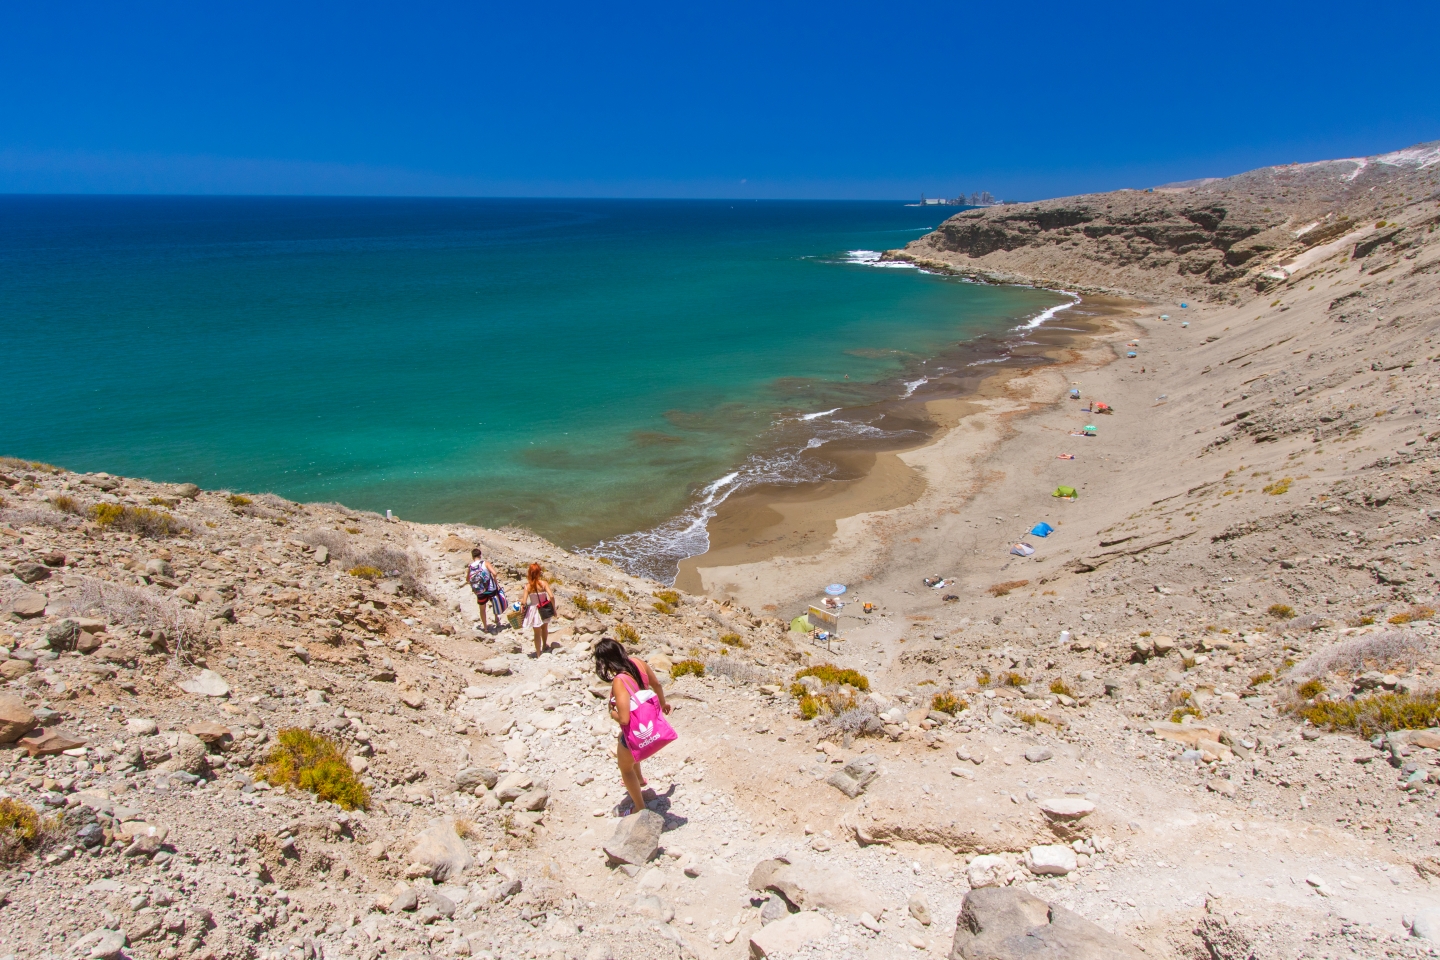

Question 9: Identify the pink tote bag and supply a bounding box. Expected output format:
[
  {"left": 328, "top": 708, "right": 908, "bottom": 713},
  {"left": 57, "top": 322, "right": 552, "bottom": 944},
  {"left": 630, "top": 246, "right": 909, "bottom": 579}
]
[{"left": 618, "top": 669, "right": 677, "bottom": 761}]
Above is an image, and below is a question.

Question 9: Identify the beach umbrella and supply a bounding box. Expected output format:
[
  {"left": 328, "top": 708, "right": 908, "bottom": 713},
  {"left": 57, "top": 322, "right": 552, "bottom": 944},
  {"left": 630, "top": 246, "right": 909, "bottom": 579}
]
[{"left": 825, "top": 583, "right": 846, "bottom": 596}]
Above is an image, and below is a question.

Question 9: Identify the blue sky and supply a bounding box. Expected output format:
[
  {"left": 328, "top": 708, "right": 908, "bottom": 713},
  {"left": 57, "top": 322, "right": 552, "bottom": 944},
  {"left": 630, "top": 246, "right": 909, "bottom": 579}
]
[{"left": 2, "top": 1, "right": 1436, "bottom": 200}]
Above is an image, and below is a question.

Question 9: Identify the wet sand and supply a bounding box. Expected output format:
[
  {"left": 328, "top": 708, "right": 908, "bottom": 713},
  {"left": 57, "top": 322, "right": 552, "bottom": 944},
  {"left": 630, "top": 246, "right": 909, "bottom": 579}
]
[{"left": 674, "top": 294, "right": 1142, "bottom": 605}]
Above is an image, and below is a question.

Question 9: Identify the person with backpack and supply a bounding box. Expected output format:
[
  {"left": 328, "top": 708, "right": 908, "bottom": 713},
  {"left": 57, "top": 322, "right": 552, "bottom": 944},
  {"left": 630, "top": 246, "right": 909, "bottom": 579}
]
[
  {"left": 594, "top": 636, "right": 674, "bottom": 815},
  {"left": 465, "top": 548, "right": 502, "bottom": 633}
]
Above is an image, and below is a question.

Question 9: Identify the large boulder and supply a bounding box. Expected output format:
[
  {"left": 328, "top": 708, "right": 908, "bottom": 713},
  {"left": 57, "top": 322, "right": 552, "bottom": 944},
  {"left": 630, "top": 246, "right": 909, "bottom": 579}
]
[
  {"left": 0, "top": 694, "right": 37, "bottom": 743},
  {"left": 748, "top": 911, "right": 832, "bottom": 959},
  {"left": 603, "top": 810, "right": 664, "bottom": 869},
  {"left": 950, "top": 887, "right": 1147, "bottom": 959},
  {"left": 406, "top": 818, "right": 474, "bottom": 882},
  {"left": 455, "top": 767, "right": 499, "bottom": 793}
]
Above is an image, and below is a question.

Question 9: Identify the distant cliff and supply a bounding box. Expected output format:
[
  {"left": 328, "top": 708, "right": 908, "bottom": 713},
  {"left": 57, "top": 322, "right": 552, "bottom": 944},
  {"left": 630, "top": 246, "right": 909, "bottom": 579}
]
[{"left": 888, "top": 141, "right": 1440, "bottom": 301}]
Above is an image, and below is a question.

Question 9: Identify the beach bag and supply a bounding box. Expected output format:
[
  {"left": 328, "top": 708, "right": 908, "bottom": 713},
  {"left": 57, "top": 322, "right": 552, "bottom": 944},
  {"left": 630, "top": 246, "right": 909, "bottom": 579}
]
[
  {"left": 536, "top": 591, "right": 556, "bottom": 620},
  {"left": 618, "top": 669, "right": 677, "bottom": 762},
  {"left": 490, "top": 588, "right": 508, "bottom": 621},
  {"left": 505, "top": 601, "right": 522, "bottom": 629}
]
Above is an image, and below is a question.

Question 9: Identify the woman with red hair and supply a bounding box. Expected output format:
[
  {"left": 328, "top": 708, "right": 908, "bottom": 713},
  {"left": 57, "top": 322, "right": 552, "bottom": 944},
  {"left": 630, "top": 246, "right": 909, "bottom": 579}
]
[{"left": 521, "top": 562, "right": 555, "bottom": 657}]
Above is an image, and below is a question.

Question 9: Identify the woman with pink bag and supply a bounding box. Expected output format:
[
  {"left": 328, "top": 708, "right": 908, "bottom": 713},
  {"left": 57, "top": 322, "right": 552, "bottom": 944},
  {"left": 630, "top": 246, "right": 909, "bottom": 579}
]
[{"left": 594, "top": 636, "right": 676, "bottom": 815}]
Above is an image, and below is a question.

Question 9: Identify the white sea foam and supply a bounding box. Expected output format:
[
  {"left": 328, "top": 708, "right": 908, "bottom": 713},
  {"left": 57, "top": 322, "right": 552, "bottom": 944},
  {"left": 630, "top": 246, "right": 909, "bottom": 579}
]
[
  {"left": 844, "top": 249, "right": 917, "bottom": 269},
  {"left": 584, "top": 417, "right": 913, "bottom": 582},
  {"left": 799, "top": 407, "right": 842, "bottom": 421},
  {"left": 900, "top": 377, "right": 929, "bottom": 398},
  {"left": 1015, "top": 291, "right": 1080, "bottom": 331}
]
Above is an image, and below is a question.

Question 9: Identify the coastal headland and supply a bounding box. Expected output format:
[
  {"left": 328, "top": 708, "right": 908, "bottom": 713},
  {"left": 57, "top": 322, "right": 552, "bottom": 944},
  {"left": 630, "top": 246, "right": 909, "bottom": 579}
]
[{"left": 2, "top": 140, "right": 1440, "bottom": 959}]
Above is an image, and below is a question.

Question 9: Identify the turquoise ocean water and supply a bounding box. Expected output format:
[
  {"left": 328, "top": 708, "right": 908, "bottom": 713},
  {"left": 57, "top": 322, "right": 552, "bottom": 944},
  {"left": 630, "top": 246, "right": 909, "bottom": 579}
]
[{"left": 0, "top": 197, "right": 1066, "bottom": 579}]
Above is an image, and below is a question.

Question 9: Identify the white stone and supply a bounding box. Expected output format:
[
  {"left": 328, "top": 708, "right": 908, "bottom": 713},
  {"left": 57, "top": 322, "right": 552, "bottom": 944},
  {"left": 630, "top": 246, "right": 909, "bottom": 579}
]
[{"left": 1025, "top": 844, "right": 1078, "bottom": 876}]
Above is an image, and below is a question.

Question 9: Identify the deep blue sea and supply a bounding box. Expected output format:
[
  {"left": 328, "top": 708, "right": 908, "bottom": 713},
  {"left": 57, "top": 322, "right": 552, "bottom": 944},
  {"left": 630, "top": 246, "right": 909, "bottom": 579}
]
[{"left": 0, "top": 197, "right": 1065, "bottom": 577}]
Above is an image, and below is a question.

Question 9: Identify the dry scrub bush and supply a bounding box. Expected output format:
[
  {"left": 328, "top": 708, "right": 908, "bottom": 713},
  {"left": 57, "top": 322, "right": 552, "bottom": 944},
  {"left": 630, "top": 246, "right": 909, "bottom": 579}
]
[
  {"left": 1291, "top": 631, "right": 1429, "bottom": 679},
  {"left": 1267, "top": 603, "right": 1296, "bottom": 620},
  {"left": 89, "top": 503, "right": 186, "bottom": 538},
  {"left": 302, "top": 528, "right": 427, "bottom": 597},
  {"left": 719, "top": 632, "right": 748, "bottom": 649},
  {"left": 1293, "top": 691, "right": 1440, "bottom": 736},
  {"left": 1048, "top": 679, "right": 1075, "bottom": 697},
  {"left": 259, "top": 729, "right": 369, "bottom": 810},
  {"left": 793, "top": 663, "right": 869, "bottom": 691},
  {"left": 987, "top": 580, "right": 1029, "bottom": 597},
  {"left": 64, "top": 577, "right": 203, "bottom": 652},
  {"left": 614, "top": 623, "right": 640, "bottom": 644},
  {"left": 671, "top": 659, "right": 705, "bottom": 678},
  {"left": 931, "top": 691, "right": 965, "bottom": 714},
  {"left": 1389, "top": 606, "right": 1436, "bottom": 625},
  {"left": 0, "top": 798, "right": 57, "bottom": 864},
  {"left": 1, "top": 505, "right": 82, "bottom": 530},
  {"left": 704, "top": 655, "right": 767, "bottom": 685},
  {"left": 816, "top": 698, "right": 882, "bottom": 738}
]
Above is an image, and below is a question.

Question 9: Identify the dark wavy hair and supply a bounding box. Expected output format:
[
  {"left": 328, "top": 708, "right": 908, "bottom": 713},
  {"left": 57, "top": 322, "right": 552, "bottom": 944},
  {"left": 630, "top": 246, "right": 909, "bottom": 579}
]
[{"left": 593, "top": 637, "right": 642, "bottom": 686}]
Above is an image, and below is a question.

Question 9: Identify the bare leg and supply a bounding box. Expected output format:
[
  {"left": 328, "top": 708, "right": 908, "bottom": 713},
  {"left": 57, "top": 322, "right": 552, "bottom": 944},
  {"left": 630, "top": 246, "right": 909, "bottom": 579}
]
[
  {"left": 476, "top": 596, "right": 489, "bottom": 631},
  {"left": 617, "top": 742, "right": 646, "bottom": 814},
  {"left": 532, "top": 628, "right": 544, "bottom": 656}
]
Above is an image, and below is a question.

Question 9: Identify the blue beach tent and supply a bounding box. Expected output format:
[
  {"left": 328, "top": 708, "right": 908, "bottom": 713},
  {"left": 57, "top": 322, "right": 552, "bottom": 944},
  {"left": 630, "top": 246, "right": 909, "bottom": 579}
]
[{"left": 1030, "top": 522, "right": 1054, "bottom": 537}]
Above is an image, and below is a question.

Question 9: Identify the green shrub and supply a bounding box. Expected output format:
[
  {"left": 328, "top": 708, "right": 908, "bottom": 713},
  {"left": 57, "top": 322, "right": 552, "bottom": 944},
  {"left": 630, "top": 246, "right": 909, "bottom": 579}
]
[
  {"left": 1262, "top": 478, "right": 1292, "bottom": 495},
  {"left": 1267, "top": 604, "right": 1296, "bottom": 620},
  {"left": 1248, "top": 671, "right": 1274, "bottom": 688},
  {"left": 1293, "top": 691, "right": 1440, "bottom": 736},
  {"left": 572, "top": 594, "right": 594, "bottom": 612},
  {"left": 1171, "top": 704, "right": 1202, "bottom": 723},
  {"left": 348, "top": 565, "right": 383, "bottom": 581},
  {"left": 0, "top": 798, "right": 53, "bottom": 863},
  {"left": 1048, "top": 679, "right": 1075, "bottom": 697},
  {"left": 1001, "top": 671, "right": 1027, "bottom": 688},
  {"left": 258, "top": 729, "right": 369, "bottom": 810},
  {"left": 798, "top": 694, "right": 824, "bottom": 720},
  {"left": 89, "top": 503, "right": 185, "bottom": 538},
  {"left": 671, "top": 659, "right": 705, "bottom": 678},
  {"left": 615, "top": 623, "right": 639, "bottom": 644},
  {"left": 652, "top": 601, "right": 675, "bottom": 615},
  {"left": 594, "top": 600, "right": 613, "bottom": 614},
  {"left": 931, "top": 691, "right": 965, "bottom": 715},
  {"left": 653, "top": 589, "right": 681, "bottom": 606},
  {"left": 1389, "top": 606, "right": 1435, "bottom": 625},
  {"left": 794, "top": 663, "right": 869, "bottom": 691},
  {"left": 227, "top": 494, "right": 252, "bottom": 507},
  {"left": 1296, "top": 678, "right": 1325, "bottom": 700},
  {"left": 720, "top": 632, "right": 749, "bottom": 649}
]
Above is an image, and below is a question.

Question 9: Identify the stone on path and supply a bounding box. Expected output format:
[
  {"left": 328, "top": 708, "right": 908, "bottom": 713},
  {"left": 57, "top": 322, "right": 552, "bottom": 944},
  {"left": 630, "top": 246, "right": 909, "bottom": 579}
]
[
  {"left": 825, "top": 754, "right": 879, "bottom": 798},
  {"left": 1025, "top": 844, "right": 1078, "bottom": 876},
  {"left": 20, "top": 728, "right": 84, "bottom": 756},
  {"left": 456, "top": 766, "right": 499, "bottom": 793},
  {"left": 10, "top": 592, "right": 47, "bottom": 618},
  {"left": 1037, "top": 798, "right": 1094, "bottom": 820},
  {"left": 479, "top": 658, "right": 512, "bottom": 676},
  {"left": 950, "top": 887, "right": 1147, "bottom": 959},
  {"left": 177, "top": 669, "right": 230, "bottom": 697},
  {"left": 603, "top": 809, "right": 664, "bottom": 869},
  {"left": 13, "top": 561, "right": 51, "bottom": 584},
  {"left": 157, "top": 733, "right": 210, "bottom": 774},
  {"left": 0, "top": 694, "right": 37, "bottom": 743},
  {"left": 1024, "top": 747, "right": 1053, "bottom": 763},
  {"left": 748, "top": 911, "right": 832, "bottom": 959},
  {"left": 77, "top": 928, "right": 127, "bottom": 960},
  {"left": 754, "top": 860, "right": 880, "bottom": 920},
  {"left": 406, "top": 818, "right": 474, "bottom": 882},
  {"left": 910, "top": 892, "right": 932, "bottom": 925}
]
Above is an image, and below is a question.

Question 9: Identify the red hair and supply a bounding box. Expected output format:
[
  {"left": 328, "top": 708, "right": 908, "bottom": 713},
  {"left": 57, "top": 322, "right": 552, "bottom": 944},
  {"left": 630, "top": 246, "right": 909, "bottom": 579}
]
[{"left": 527, "top": 563, "right": 543, "bottom": 590}]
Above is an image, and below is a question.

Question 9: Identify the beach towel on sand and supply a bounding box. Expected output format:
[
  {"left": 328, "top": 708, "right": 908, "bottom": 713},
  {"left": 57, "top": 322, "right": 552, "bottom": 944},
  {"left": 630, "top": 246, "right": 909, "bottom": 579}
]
[{"left": 1010, "top": 542, "right": 1036, "bottom": 557}]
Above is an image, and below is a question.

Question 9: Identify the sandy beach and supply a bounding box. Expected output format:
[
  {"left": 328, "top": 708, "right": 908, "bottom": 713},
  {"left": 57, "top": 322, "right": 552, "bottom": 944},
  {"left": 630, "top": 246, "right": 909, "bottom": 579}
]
[{"left": 677, "top": 294, "right": 1142, "bottom": 615}]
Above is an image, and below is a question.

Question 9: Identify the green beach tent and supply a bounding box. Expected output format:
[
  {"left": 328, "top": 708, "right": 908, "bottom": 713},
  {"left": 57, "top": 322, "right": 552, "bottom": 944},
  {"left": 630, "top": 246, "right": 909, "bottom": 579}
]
[
  {"left": 1053, "top": 486, "right": 1078, "bottom": 498},
  {"left": 790, "top": 614, "right": 811, "bottom": 634}
]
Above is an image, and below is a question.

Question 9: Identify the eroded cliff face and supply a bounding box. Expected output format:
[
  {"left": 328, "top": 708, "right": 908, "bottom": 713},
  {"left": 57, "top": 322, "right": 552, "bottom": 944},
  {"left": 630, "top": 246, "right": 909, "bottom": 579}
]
[{"left": 892, "top": 142, "right": 1440, "bottom": 301}]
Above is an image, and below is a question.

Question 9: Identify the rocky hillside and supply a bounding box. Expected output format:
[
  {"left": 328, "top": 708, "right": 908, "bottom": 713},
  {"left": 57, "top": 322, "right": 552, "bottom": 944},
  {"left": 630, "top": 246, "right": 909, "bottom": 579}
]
[
  {"left": 3, "top": 139, "right": 1440, "bottom": 960},
  {"left": 888, "top": 141, "right": 1440, "bottom": 301}
]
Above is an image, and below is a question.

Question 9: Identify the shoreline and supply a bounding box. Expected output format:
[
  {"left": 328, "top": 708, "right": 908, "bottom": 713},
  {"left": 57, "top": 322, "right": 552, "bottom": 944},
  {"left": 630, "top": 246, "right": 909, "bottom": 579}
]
[{"left": 674, "top": 293, "right": 1144, "bottom": 605}]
